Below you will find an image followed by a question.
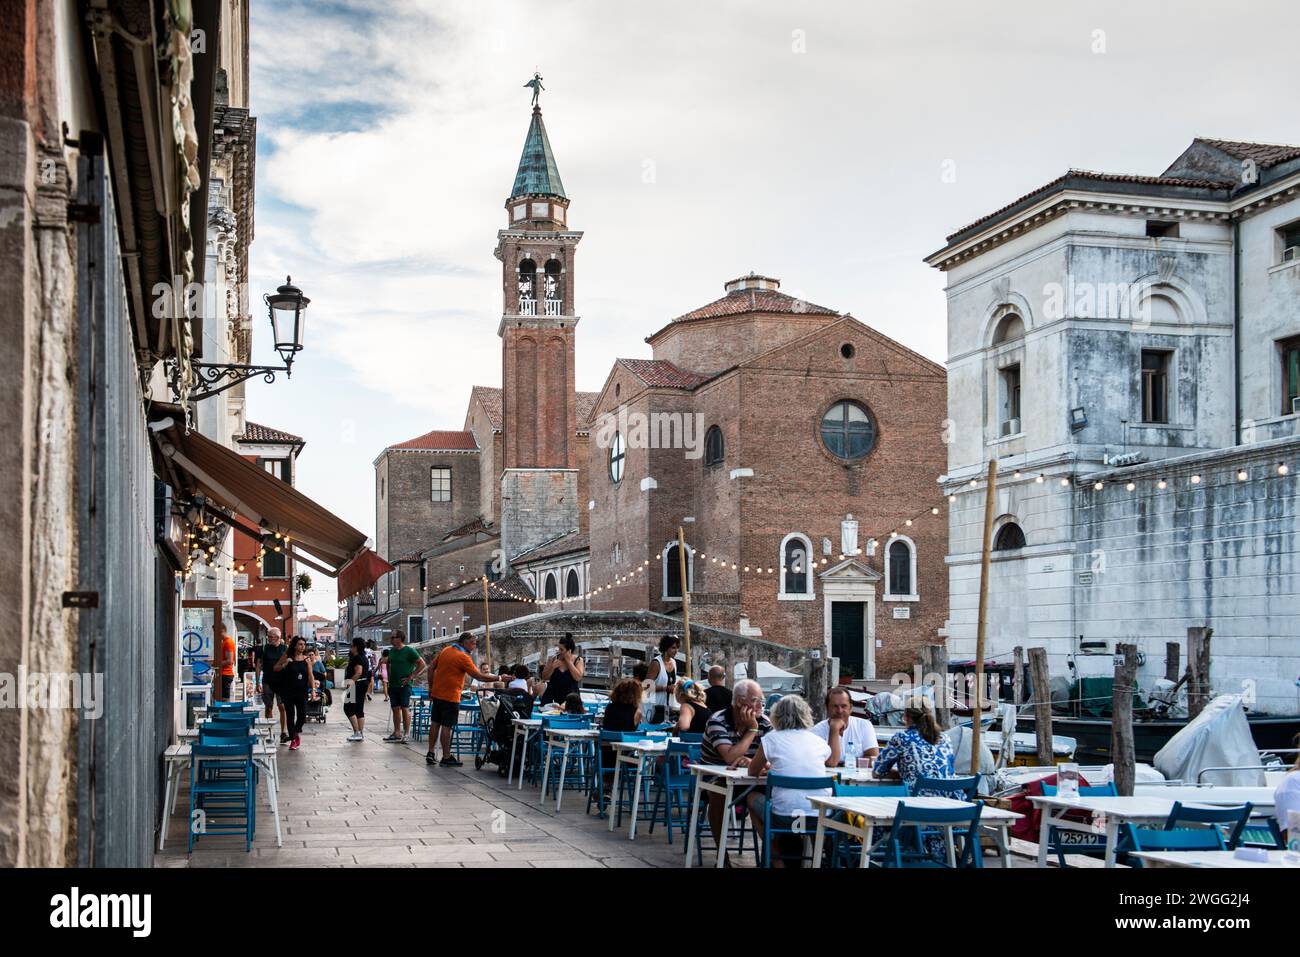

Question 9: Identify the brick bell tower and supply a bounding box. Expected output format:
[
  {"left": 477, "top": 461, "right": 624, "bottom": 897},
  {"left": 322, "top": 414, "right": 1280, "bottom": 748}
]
[{"left": 496, "top": 88, "right": 583, "bottom": 562}]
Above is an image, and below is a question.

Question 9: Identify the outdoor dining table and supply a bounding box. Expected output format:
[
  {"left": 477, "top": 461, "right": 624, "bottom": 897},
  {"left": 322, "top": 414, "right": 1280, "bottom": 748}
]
[
  {"left": 508, "top": 718, "right": 543, "bottom": 789},
  {"left": 608, "top": 738, "right": 671, "bottom": 838},
  {"left": 1027, "top": 793, "right": 1261, "bottom": 868},
  {"left": 539, "top": 726, "right": 601, "bottom": 812},
  {"left": 159, "top": 741, "right": 282, "bottom": 851},
  {"left": 682, "top": 763, "right": 895, "bottom": 867},
  {"left": 1129, "top": 849, "right": 1300, "bottom": 868},
  {"left": 808, "top": 794, "right": 1021, "bottom": 868},
  {"left": 1131, "top": 784, "right": 1276, "bottom": 808}
]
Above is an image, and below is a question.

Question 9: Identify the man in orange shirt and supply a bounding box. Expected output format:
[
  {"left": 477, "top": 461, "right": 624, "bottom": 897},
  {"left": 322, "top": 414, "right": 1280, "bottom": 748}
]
[
  {"left": 219, "top": 632, "right": 238, "bottom": 701},
  {"left": 425, "top": 633, "right": 507, "bottom": 768}
]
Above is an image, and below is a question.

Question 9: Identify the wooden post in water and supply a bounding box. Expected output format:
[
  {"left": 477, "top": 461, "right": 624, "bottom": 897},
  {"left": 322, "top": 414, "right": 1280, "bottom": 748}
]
[
  {"left": 969, "top": 459, "right": 998, "bottom": 773},
  {"left": 1013, "top": 646, "right": 1025, "bottom": 706},
  {"left": 1186, "top": 626, "right": 1213, "bottom": 720},
  {"left": 1112, "top": 642, "right": 1138, "bottom": 795},
  {"left": 1164, "top": 642, "right": 1181, "bottom": 683},
  {"left": 1029, "top": 647, "right": 1053, "bottom": 767}
]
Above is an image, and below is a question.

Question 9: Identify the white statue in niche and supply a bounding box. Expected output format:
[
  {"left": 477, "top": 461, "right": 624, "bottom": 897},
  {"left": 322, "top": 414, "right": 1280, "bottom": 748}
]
[
  {"left": 840, "top": 515, "right": 858, "bottom": 557},
  {"left": 822, "top": 537, "right": 833, "bottom": 557}
]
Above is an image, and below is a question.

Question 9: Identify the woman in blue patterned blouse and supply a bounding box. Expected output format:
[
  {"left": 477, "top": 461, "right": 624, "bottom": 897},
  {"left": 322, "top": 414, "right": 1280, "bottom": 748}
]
[{"left": 874, "top": 696, "right": 955, "bottom": 793}]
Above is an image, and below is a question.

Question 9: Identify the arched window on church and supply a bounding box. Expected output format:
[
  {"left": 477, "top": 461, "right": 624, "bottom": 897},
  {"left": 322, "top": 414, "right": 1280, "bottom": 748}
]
[
  {"left": 544, "top": 571, "right": 558, "bottom": 600},
  {"left": 517, "top": 258, "right": 537, "bottom": 314},
  {"left": 885, "top": 536, "right": 917, "bottom": 599},
  {"left": 663, "top": 542, "right": 693, "bottom": 599},
  {"left": 565, "top": 568, "right": 580, "bottom": 598},
  {"left": 704, "top": 425, "right": 724, "bottom": 467},
  {"left": 544, "top": 260, "right": 563, "bottom": 315},
  {"left": 779, "top": 533, "right": 814, "bottom": 598},
  {"left": 994, "top": 522, "right": 1026, "bottom": 551}
]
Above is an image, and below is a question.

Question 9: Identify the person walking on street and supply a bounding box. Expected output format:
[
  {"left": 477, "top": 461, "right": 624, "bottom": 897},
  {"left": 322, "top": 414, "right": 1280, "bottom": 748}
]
[
  {"left": 383, "top": 632, "right": 426, "bottom": 743},
  {"left": 273, "top": 636, "right": 318, "bottom": 751},
  {"left": 343, "top": 637, "right": 372, "bottom": 742},
  {"left": 425, "top": 633, "right": 506, "bottom": 767},
  {"left": 219, "top": 632, "right": 238, "bottom": 701},
  {"left": 258, "top": 626, "right": 289, "bottom": 743},
  {"left": 377, "top": 649, "right": 390, "bottom": 701}
]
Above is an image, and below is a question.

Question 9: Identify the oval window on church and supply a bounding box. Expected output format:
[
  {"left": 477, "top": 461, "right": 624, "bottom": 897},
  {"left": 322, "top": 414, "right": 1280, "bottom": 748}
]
[
  {"left": 820, "top": 400, "right": 876, "bottom": 461},
  {"left": 609, "top": 431, "right": 625, "bottom": 484}
]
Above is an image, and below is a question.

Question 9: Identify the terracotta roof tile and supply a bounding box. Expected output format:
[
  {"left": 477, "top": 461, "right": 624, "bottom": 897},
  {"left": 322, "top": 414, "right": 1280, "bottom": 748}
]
[
  {"left": 426, "top": 572, "right": 533, "bottom": 607},
  {"left": 387, "top": 429, "right": 478, "bottom": 452},
  {"left": 470, "top": 385, "right": 503, "bottom": 430},
  {"left": 441, "top": 517, "right": 493, "bottom": 542},
  {"left": 944, "top": 169, "right": 1236, "bottom": 244},
  {"left": 511, "top": 528, "right": 587, "bottom": 564},
  {"left": 575, "top": 391, "right": 600, "bottom": 427},
  {"left": 671, "top": 288, "right": 839, "bottom": 324},
  {"left": 239, "top": 421, "right": 304, "bottom": 445},
  {"left": 616, "top": 358, "right": 712, "bottom": 390},
  {"left": 1196, "top": 138, "right": 1300, "bottom": 168}
]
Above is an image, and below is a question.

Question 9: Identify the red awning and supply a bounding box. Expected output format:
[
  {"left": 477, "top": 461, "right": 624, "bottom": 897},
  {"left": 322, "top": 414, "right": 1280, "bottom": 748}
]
[
  {"left": 152, "top": 410, "right": 392, "bottom": 598},
  {"left": 336, "top": 548, "right": 396, "bottom": 604}
]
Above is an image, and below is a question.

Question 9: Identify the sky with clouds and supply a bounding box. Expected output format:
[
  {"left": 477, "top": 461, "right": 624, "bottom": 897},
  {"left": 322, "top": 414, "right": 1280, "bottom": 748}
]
[{"left": 244, "top": 0, "right": 1299, "bottom": 617}]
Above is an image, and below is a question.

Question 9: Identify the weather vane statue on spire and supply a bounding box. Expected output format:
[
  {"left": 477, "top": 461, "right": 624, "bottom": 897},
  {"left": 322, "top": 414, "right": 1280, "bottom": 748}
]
[{"left": 524, "top": 71, "right": 544, "bottom": 108}]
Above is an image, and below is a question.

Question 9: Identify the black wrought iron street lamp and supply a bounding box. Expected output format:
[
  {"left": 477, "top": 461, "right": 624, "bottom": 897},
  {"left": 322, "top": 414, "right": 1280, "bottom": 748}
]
[{"left": 174, "top": 276, "right": 310, "bottom": 401}]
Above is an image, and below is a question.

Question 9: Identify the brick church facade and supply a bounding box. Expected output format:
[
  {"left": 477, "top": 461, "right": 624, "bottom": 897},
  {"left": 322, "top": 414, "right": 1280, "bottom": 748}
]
[{"left": 364, "top": 95, "right": 948, "bottom": 678}]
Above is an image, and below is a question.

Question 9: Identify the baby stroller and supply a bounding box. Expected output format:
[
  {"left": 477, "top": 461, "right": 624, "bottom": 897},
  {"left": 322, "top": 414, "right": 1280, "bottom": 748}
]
[
  {"left": 304, "top": 689, "right": 327, "bottom": 724},
  {"left": 475, "top": 690, "right": 533, "bottom": 775}
]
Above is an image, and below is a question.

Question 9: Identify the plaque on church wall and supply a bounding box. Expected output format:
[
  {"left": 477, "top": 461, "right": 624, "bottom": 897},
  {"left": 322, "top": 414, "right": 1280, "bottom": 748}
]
[{"left": 891, "top": 607, "right": 910, "bottom": 619}]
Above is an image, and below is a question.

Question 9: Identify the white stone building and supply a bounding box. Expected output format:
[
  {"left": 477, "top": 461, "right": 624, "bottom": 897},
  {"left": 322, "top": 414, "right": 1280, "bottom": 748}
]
[{"left": 927, "top": 138, "right": 1300, "bottom": 715}]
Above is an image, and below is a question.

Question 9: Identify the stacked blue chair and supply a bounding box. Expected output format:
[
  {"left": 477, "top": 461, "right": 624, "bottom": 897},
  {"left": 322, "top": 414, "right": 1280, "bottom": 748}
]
[
  {"left": 452, "top": 699, "right": 482, "bottom": 757},
  {"left": 187, "top": 740, "right": 257, "bottom": 853},
  {"left": 1155, "top": 801, "right": 1253, "bottom": 849},
  {"left": 588, "top": 731, "right": 657, "bottom": 822},
  {"left": 649, "top": 740, "right": 701, "bottom": 845},
  {"left": 878, "top": 802, "right": 984, "bottom": 868},
  {"left": 827, "top": 781, "right": 910, "bottom": 868},
  {"left": 760, "top": 774, "right": 837, "bottom": 868},
  {"left": 539, "top": 714, "right": 594, "bottom": 800},
  {"left": 1125, "top": 826, "right": 1225, "bottom": 864}
]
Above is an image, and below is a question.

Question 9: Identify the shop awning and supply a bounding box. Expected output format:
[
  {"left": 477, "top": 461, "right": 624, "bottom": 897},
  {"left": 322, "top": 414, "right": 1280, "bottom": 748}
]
[{"left": 152, "top": 412, "right": 392, "bottom": 601}]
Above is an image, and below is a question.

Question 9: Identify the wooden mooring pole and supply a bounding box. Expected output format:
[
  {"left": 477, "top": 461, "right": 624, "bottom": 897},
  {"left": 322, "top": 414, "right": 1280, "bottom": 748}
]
[
  {"left": 1112, "top": 642, "right": 1138, "bottom": 795},
  {"left": 1029, "top": 647, "right": 1053, "bottom": 766},
  {"left": 969, "top": 459, "right": 998, "bottom": 773}
]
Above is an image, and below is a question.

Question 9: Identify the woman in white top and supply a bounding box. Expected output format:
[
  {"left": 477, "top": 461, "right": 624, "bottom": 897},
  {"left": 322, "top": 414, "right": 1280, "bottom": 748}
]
[
  {"left": 646, "top": 635, "right": 679, "bottom": 725},
  {"left": 1275, "top": 740, "right": 1300, "bottom": 844},
  {"left": 747, "top": 694, "right": 841, "bottom": 867}
]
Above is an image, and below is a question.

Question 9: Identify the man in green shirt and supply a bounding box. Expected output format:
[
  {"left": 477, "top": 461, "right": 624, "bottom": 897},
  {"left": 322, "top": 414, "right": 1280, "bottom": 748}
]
[{"left": 383, "top": 631, "right": 426, "bottom": 743}]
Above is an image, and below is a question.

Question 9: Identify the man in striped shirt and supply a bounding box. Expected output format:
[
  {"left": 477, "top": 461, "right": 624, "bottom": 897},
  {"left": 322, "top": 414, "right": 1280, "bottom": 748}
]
[{"left": 701, "top": 679, "right": 772, "bottom": 865}]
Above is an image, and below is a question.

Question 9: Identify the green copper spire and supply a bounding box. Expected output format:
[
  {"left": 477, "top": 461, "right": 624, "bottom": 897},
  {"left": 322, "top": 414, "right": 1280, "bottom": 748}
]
[{"left": 510, "top": 106, "right": 567, "bottom": 200}]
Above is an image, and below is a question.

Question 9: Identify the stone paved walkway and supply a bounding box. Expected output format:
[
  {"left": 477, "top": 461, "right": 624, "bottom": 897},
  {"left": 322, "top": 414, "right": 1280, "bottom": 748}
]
[{"left": 155, "top": 711, "right": 688, "bottom": 868}]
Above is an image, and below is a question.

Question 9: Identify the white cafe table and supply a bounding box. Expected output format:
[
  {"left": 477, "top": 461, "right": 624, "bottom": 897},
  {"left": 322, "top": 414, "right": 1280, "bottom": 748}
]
[
  {"left": 607, "top": 739, "right": 671, "bottom": 838},
  {"left": 159, "top": 741, "right": 281, "bottom": 851},
  {"left": 180, "top": 716, "right": 276, "bottom": 746},
  {"left": 684, "top": 765, "right": 764, "bottom": 868},
  {"left": 1029, "top": 794, "right": 1221, "bottom": 868},
  {"left": 1131, "top": 784, "right": 1275, "bottom": 809},
  {"left": 539, "top": 727, "right": 600, "bottom": 812},
  {"left": 808, "top": 794, "right": 1021, "bottom": 869},
  {"left": 509, "top": 718, "right": 543, "bottom": 789},
  {"left": 682, "top": 763, "right": 893, "bottom": 868},
  {"left": 1130, "top": 849, "right": 1300, "bottom": 868}
]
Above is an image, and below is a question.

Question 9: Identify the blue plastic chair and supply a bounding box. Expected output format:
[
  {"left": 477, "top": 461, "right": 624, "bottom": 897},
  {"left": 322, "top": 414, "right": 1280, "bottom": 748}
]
[
  {"left": 914, "top": 775, "right": 980, "bottom": 800},
  {"left": 649, "top": 741, "right": 702, "bottom": 845},
  {"left": 539, "top": 715, "right": 594, "bottom": 800},
  {"left": 878, "top": 802, "right": 983, "bottom": 868},
  {"left": 826, "top": 781, "right": 910, "bottom": 868},
  {"left": 1163, "top": 801, "right": 1253, "bottom": 849},
  {"left": 187, "top": 740, "right": 256, "bottom": 853},
  {"left": 760, "top": 774, "right": 836, "bottom": 868},
  {"left": 1125, "top": 826, "right": 1225, "bottom": 865},
  {"left": 452, "top": 702, "right": 482, "bottom": 756},
  {"left": 1237, "top": 819, "right": 1285, "bottom": 850},
  {"left": 1039, "top": 782, "right": 1118, "bottom": 866}
]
